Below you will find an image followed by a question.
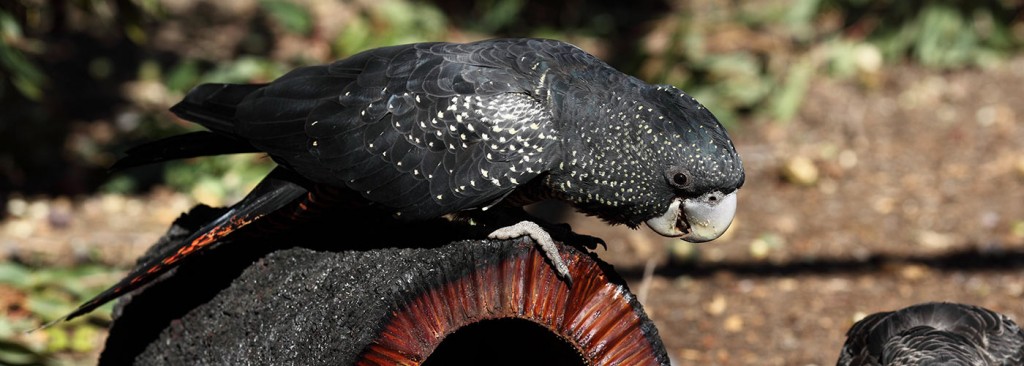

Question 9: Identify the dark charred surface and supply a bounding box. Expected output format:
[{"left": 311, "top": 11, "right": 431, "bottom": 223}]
[{"left": 99, "top": 205, "right": 668, "bottom": 365}]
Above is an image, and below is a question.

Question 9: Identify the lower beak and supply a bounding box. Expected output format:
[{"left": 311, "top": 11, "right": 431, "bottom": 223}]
[{"left": 645, "top": 191, "right": 737, "bottom": 243}]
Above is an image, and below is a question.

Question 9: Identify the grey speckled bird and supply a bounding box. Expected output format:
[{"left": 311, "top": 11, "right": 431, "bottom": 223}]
[
  {"left": 58, "top": 38, "right": 744, "bottom": 324},
  {"left": 838, "top": 302, "right": 1024, "bottom": 366}
]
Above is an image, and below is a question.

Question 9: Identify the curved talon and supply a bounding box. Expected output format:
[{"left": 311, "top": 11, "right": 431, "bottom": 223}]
[
  {"left": 588, "top": 237, "right": 608, "bottom": 251},
  {"left": 488, "top": 220, "right": 573, "bottom": 285}
]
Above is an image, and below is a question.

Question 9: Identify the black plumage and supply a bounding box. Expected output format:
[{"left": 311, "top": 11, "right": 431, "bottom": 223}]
[
  {"left": 838, "top": 302, "right": 1024, "bottom": 365},
  {"left": 61, "top": 38, "right": 744, "bottom": 322}
]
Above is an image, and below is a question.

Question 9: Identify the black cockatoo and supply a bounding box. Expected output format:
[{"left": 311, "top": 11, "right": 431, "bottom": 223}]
[
  {"left": 838, "top": 302, "right": 1024, "bottom": 365},
  {"left": 62, "top": 38, "right": 744, "bottom": 322}
]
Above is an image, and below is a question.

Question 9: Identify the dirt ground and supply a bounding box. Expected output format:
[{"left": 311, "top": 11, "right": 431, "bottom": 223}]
[{"left": 3, "top": 56, "right": 1024, "bottom": 365}]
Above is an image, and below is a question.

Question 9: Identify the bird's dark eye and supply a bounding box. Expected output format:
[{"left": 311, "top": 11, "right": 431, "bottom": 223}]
[
  {"left": 665, "top": 167, "right": 692, "bottom": 190},
  {"left": 673, "top": 173, "right": 688, "bottom": 186}
]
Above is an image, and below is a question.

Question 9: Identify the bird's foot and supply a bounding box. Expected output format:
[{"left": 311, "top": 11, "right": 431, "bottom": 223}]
[{"left": 488, "top": 220, "right": 573, "bottom": 286}]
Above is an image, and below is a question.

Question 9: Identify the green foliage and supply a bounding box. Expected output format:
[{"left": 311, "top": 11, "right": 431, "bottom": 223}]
[
  {"left": 0, "top": 262, "right": 123, "bottom": 364},
  {"left": 164, "top": 154, "right": 275, "bottom": 204},
  {"left": 98, "top": 174, "right": 138, "bottom": 194},
  {"left": 784, "top": 0, "right": 826, "bottom": 40},
  {"left": 0, "top": 262, "right": 33, "bottom": 288},
  {"left": 0, "top": 262, "right": 121, "bottom": 318},
  {"left": 646, "top": 4, "right": 802, "bottom": 126},
  {"left": 0, "top": 10, "right": 46, "bottom": 101},
  {"left": 470, "top": 0, "right": 527, "bottom": 33},
  {"left": 644, "top": 0, "right": 1022, "bottom": 125},
  {"left": 823, "top": 0, "right": 1021, "bottom": 68},
  {"left": 195, "top": 56, "right": 291, "bottom": 85},
  {"left": 333, "top": 0, "right": 448, "bottom": 57},
  {"left": 163, "top": 60, "right": 201, "bottom": 93},
  {"left": 260, "top": 0, "right": 314, "bottom": 36},
  {"left": 769, "top": 56, "right": 816, "bottom": 122},
  {"left": 0, "top": 339, "right": 50, "bottom": 366}
]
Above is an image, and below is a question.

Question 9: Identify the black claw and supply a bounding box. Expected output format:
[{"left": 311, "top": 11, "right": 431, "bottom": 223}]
[
  {"left": 553, "top": 222, "right": 573, "bottom": 231},
  {"left": 569, "top": 233, "right": 606, "bottom": 251},
  {"left": 540, "top": 222, "right": 606, "bottom": 251}
]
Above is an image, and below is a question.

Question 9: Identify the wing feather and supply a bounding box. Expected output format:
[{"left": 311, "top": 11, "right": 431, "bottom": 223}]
[{"left": 234, "top": 39, "right": 576, "bottom": 219}]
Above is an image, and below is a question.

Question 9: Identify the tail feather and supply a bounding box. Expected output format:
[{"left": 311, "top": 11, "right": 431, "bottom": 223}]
[
  {"left": 109, "top": 131, "right": 258, "bottom": 172},
  {"left": 110, "top": 83, "right": 267, "bottom": 172},
  {"left": 48, "top": 83, "right": 308, "bottom": 327},
  {"left": 60, "top": 167, "right": 310, "bottom": 323},
  {"left": 170, "top": 83, "right": 266, "bottom": 134}
]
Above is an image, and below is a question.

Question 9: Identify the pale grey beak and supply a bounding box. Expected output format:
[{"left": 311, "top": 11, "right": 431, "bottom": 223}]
[
  {"left": 645, "top": 191, "right": 737, "bottom": 242},
  {"left": 680, "top": 191, "right": 737, "bottom": 242}
]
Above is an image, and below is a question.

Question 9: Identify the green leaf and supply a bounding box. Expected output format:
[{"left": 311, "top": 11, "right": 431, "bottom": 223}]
[
  {"left": 703, "top": 52, "right": 772, "bottom": 109},
  {"left": 44, "top": 327, "right": 68, "bottom": 353},
  {"left": 10, "top": 75, "right": 42, "bottom": 100},
  {"left": 785, "top": 0, "right": 821, "bottom": 40},
  {"left": 334, "top": 16, "right": 372, "bottom": 57},
  {"left": 44, "top": 266, "right": 124, "bottom": 299},
  {"left": 0, "top": 339, "right": 47, "bottom": 366},
  {"left": 0, "top": 262, "right": 31, "bottom": 288},
  {"left": 825, "top": 40, "right": 857, "bottom": 78},
  {"left": 260, "top": 0, "right": 313, "bottom": 36},
  {"left": 769, "top": 56, "right": 814, "bottom": 122},
  {"left": 200, "top": 56, "right": 287, "bottom": 84},
  {"left": 0, "top": 19, "right": 47, "bottom": 101},
  {"left": 137, "top": 59, "right": 162, "bottom": 81},
  {"left": 99, "top": 174, "right": 138, "bottom": 194},
  {"left": 25, "top": 295, "right": 74, "bottom": 322},
  {"left": 165, "top": 60, "right": 200, "bottom": 93},
  {"left": 475, "top": 0, "right": 526, "bottom": 33},
  {"left": 70, "top": 325, "right": 101, "bottom": 353},
  {"left": 0, "top": 9, "right": 23, "bottom": 39},
  {"left": 899, "top": 3, "right": 983, "bottom": 69}
]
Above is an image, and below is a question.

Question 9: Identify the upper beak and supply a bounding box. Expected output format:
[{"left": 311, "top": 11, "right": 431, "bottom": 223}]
[
  {"left": 679, "top": 191, "right": 737, "bottom": 242},
  {"left": 645, "top": 190, "right": 737, "bottom": 243}
]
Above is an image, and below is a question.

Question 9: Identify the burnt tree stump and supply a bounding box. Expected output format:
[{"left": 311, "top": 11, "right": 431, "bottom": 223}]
[{"left": 99, "top": 205, "right": 670, "bottom": 365}]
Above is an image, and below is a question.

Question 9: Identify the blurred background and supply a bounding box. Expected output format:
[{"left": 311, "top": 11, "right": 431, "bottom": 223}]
[{"left": 1, "top": 0, "right": 1023, "bottom": 364}]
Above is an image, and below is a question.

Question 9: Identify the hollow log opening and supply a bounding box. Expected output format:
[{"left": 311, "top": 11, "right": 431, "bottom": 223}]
[
  {"left": 358, "top": 239, "right": 668, "bottom": 366},
  {"left": 423, "top": 318, "right": 586, "bottom": 366}
]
